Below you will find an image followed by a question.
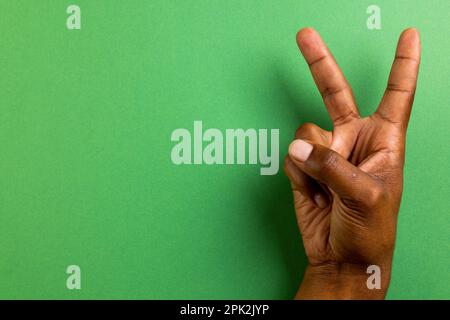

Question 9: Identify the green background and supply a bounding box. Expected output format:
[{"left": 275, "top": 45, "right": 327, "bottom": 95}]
[{"left": 0, "top": 0, "right": 448, "bottom": 299}]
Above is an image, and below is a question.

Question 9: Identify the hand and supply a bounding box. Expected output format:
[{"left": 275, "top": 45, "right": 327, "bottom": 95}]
[{"left": 284, "top": 28, "right": 421, "bottom": 299}]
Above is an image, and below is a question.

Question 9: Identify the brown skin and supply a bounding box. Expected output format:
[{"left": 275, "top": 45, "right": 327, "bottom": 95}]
[{"left": 284, "top": 28, "right": 421, "bottom": 299}]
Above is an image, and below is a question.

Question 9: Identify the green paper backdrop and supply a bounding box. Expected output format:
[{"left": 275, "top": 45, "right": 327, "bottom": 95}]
[{"left": 0, "top": 0, "right": 448, "bottom": 299}]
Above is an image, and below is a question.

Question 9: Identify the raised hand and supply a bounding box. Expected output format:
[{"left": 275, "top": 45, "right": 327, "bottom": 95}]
[{"left": 284, "top": 28, "right": 421, "bottom": 299}]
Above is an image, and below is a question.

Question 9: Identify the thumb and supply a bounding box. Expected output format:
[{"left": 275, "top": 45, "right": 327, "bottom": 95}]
[{"left": 288, "top": 139, "right": 384, "bottom": 206}]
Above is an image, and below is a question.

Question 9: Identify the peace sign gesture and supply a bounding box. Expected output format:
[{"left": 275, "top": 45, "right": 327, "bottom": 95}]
[{"left": 284, "top": 28, "right": 421, "bottom": 299}]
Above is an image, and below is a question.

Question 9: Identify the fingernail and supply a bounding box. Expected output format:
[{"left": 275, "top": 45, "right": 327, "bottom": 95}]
[
  {"left": 289, "top": 139, "right": 313, "bottom": 162},
  {"left": 314, "top": 193, "right": 328, "bottom": 209}
]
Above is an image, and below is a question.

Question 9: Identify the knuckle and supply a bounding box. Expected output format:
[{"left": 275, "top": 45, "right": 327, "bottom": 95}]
[
  {"left": 333, "top": 110, "right": 360, "bottom": 126},
  {"left": 295, "top": 122, "right": 319, "bottom": 139},
  {"left": 365, "top": 183, "right": 386, "bottom": 206},
  {"left": 320, "top": 150, "right": 339, "bottom": 172},
  {"left": 386, "top": 82, "right": 415, "bottom": 94},
  {"left": 320, "top": 85, "right": 347, "bottom": 100}
]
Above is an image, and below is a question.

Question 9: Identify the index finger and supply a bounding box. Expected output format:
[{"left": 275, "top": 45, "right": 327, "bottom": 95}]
[{"left": 297, "top": 28, "right": 360, "bottom": 126}]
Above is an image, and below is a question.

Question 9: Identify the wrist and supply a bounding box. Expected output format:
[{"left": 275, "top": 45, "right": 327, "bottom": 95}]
[{"left": 296, "top": 261, "right": 392, "bottom": 300}]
